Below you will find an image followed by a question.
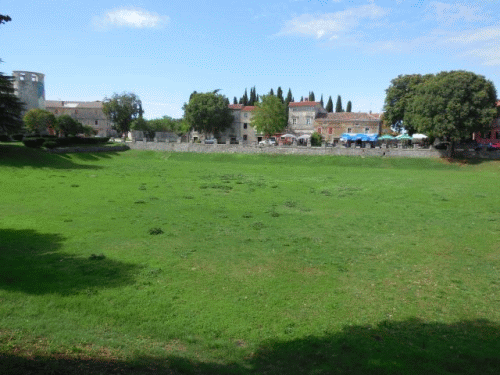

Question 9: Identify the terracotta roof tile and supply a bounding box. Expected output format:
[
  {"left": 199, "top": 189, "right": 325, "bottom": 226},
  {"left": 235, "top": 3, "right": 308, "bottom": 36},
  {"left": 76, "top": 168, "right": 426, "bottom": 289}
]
[
  {"left": 289, "top": 101, "right": 321, "bottom": 108},
  {"left": 228, "top": 104, "right": 244, "bottom": 109},
  {"left": 242, "top": 106, "right": 255, "bottom": 111},
  {"left": 315, "top": 112, "right": 382, "bottom": 123}
]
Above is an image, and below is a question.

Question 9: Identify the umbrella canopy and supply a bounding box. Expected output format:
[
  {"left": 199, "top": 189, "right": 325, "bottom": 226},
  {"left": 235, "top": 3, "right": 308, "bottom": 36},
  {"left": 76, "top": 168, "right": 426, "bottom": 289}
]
[
  {"left": 280, "top": 134, "right": 297, "bottom": 138},
  {"left": 297, "top": 134, "right": 311, "bottom": 140},
  {"left": 412, "top": 133, "right": 428, "bottom": 140},
  {"left": 396, "top": 134, "right": 412, "bottom": 140},
  {"left": 379, "top": 134, "right": 396, "bottom": 140}
]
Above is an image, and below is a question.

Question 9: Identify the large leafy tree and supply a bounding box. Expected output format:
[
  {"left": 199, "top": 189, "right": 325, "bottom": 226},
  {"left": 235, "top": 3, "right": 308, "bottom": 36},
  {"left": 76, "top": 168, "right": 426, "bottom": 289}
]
[
  {"left": 325, "top": 96, "right": 333, "bottom": 112},
  {"left": 0, "top": 15, "right": 24, "bottom": 135},
  {"left": 183, "top": 91, "right": 233, "bottom": 136},
  {"left": 383, "top": 74, "right": 432, "bottom": 133},
  {"left": 251, "top": 95, "right": 287, "bottom": 136},
  {"left": 54, "top": 114, "right": 83, "bottom": 136},
  {"left": 404, "top": 70, "right": 497, "bottom": 153},
  {"left": 0, "top": 72, "right": 24, "bottom": 134},
  {"left": 102, "top": 92, "right": 142, "bottom": 137},
  {"left": 23, "top": 109, "right": 56, "bottom": 134}
]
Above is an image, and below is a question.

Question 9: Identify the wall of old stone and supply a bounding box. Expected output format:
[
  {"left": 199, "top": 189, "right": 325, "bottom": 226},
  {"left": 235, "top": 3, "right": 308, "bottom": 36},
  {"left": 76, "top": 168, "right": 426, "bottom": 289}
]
[
  {"left": 13, "top": 71, "right": 45, "bottom": 115},
  {"left": 127, "top": 140, "right": 447, "bottom": 158}
]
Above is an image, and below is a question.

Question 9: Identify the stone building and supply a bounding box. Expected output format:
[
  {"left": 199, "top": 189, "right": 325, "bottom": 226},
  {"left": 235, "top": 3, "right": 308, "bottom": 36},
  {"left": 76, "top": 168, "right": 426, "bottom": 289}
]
[
  {"left": 288, "top": 101, "right": 327, "bottom": 134},
  {"left": 45, "top": 100, "right": 115, "bottom": 136},
  {"left": 473, "top": 101, "right": 500, "bottom": 145},
  {"left": 12, "top": 71, "right": 45, "bottom": 115},
  {"left": 314, "top": 112, "right": 382, "bottom": 143}
]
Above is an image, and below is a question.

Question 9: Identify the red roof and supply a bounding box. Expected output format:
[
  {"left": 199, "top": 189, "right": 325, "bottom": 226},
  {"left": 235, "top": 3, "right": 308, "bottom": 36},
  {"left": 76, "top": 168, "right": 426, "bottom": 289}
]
[
  {"left": 242, "top": 106, "right": 255, "bottom": 111},
  {"left": 289, "top": 101, "right": 321, "bottom": 108},
  {"left": 228, "top": 104, "right": 244, "bottom": 109},
  {"left": 315, "top": 112, "right": 382, "bottom": 123}
]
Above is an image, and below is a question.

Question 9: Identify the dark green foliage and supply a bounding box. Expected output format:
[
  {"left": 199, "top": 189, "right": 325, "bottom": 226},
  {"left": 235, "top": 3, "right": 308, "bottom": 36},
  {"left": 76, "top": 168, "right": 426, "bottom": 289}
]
[
  {"left": 383, "top": 74, "right": 433, "bottom": 133},
  {"left": 405, "top": 71, "right": 498, "bottom": 143},
  {"left": 310, "top": 132, "right": 322, "bottom": 146},
  {"left": 335, "top": 95, "right": 343, "bottom": 112},
  {"left": 0, "top": 72, "right": 24, "bottom": 134},
  {"left": 277, "top": 87, "right": 284, "bottom": 103},
  {"left": 23, "top": 109, "right": 56, "bottom": 134},
  {"left": 55, "top": 114, "right": 83, "bottom": 136},
  {"left": 269, "top": 88, "right": 274, "bottom": 96},
  {"left": 22, "top": 137, "right": 45, "bottom": 148},
  {"left": 233, "top": 97, "right": 237, "bottom": 105},
  {"left": 11, "top": 134, "right": 24, "bottom": 141},
  {"left": 102, "top": 92, "right": 142, "bottom": 137},
  {"left": 183, "top": 91, "right": 233, "bottom": 135},
  {"left": 0, "top": 14, "right": 12, "bottom": 24},
  {"left": 0, "top": 134, "right": 11, "bottom": 142},
  {"left": 248, "top": 86, "right": 257, "bottom": 106},
  {"left": 308, "top": 91, "right": 315, "bottom": 101},
  {"left": 346, "top": 101, "right": 352, "bottom": 112},
  {"left": 326, "top": 96, "right": 333, "bottom": 112},
  {"left": 252, "top": 95, "right": 287, "bottom": 136},
  {"left": 320, "top": 94, "right": 324, "bottom": 108},
  {"left": 285, "top": 88, "right": 293, "bottom": 104},
  {"left": 241, "top": 89, "right": 248, "bottom": 106},
  {"left": 43, "top": 141, "right": 58, "bottom": 149}
]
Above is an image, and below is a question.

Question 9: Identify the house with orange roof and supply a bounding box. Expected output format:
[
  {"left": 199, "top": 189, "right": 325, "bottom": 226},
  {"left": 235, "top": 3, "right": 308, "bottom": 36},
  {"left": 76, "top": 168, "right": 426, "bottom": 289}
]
[{"left": 314, "top": 112, "right": 382, "bottom": 143}]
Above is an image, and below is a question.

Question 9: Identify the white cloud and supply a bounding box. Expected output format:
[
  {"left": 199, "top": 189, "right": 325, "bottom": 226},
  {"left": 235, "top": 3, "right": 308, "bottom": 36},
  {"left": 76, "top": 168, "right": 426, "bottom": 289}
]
[
  {"left": 465, "top": 46, "right": 500, "bottom": 66},
  {"left": 93, "top": 7, "right": 170, "bottom": 30},
  {"left": 427, "top": 1, "right": 485, "bottom": 24},
  {"left": 446, "top": 26, "right": 500, "bottom": 43},
  {"left": 277, "top": 4, "right": 388, "bottom": 39}
]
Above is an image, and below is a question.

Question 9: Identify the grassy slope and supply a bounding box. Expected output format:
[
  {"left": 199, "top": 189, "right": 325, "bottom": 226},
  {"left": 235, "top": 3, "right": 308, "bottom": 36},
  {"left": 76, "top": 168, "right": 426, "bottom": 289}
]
[{"left": 1, "top": 144, "right": 499, "bottom": 374}]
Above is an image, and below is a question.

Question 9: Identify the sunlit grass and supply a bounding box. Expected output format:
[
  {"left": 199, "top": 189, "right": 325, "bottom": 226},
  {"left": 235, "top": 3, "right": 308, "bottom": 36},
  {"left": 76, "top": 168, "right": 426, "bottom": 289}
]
[{"left": 1, "top": 144, "right": 499, "bottom": 374}]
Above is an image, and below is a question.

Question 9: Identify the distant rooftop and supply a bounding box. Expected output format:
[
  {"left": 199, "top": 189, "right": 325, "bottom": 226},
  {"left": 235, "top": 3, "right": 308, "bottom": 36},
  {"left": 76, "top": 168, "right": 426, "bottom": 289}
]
[{"left": 45, "top": 100, "right": 103, "bottom": 109}]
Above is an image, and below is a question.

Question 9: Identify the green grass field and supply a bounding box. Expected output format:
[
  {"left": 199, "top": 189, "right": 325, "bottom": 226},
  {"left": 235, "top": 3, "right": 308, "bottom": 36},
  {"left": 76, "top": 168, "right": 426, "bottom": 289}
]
[{"left": 1, "top": 144, "right": 499, "bottom": 374}]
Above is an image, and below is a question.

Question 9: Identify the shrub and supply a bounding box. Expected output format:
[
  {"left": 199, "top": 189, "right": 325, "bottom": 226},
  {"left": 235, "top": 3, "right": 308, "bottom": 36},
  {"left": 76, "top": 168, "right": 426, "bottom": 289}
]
[
  {"left": 11, "top": 134, "right": 24, "bottom": 141},
  {"left": 0, "top": 134, "right": 12, "bottom": 142},
  {"left": 148, "top": 228, "right": 164, "bottom": 235},
  {"left": 310, "top": 132, "right": 323, "bottom": 146},
  {"left": 44, "top": 141, "right": 59, "bottom": 149},
  {"left": 22, "top": 137, "right": 45, "bottom": 148}
]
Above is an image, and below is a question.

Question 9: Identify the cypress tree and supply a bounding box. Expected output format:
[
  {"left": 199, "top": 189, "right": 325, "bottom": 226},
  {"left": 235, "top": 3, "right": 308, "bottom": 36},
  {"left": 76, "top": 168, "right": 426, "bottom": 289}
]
[
  {"left": 269, "top": 88, "right": 274, "bottom": 96},
  {"left": 277, "top": 87, "right": 284, "bottom": 103},
  {"left": 320, "top": 94, "right": 324, "bottom": 108},
  {"left": 346, "top": 101, "right": 352, "bottom": 112},
  {"left": 300, "top": 96, "right": 304, "bottom": 102},
  {"left": 326, "top": 96, "right": 333, "bottom": 112},
  {"left": 309, "top": 91, "right": 315, "bottom": 101},
  {"left": 233, "top": 97, "right": 237, "bottom": 105},
  {"left": 242, "top": 89, "right": 248, "bottom": 106},
  {"left": 285, "top": 88, "right": 293, "bottom": 104},
  {"left": 335, "top": 95, "right": 343, "bottom": 112},
  {"left": 249, "top": 86, "right": 257, "bottom": 106}
]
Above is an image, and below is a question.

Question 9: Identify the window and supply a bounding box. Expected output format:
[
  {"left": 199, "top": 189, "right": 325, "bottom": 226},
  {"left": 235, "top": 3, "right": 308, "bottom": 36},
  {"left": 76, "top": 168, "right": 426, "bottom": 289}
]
[
  {"left": 328, "top": 127, "right": 333, "bottom": 134},
  {"left": 19, "top": 73, "right": 25, "bottom": 81},
  {"left": 95, "top": 120, "right": 98, "bottom": 125},
  {"left": 243, "top": 123, "right": 247, "bottom": 129},
  {"left": 244, "top": 113, "right": 248, "bottom": 118},
  {"left": 317, "top": 127, "right": 322, "bottom": 134},
  {"left": 31, "top": 74, "right": 38, "bottom": 82},
  {"left": 365, "top": 127, "right": 370, "bottom": 134},
  {"left": 306, "top": 117, "right": 312, "bottom": 125},
  {"left": 485, "top": 131, "right": 492, "bottom": 139},
  {"left": 243, "top": 135, "right": 248, "bottom": 141},
  {"left": 292, "top": 118, "right": 297, "bottom": 125},
  {"left": 347, "top": 128, "right": 352, "bottom": 133}
]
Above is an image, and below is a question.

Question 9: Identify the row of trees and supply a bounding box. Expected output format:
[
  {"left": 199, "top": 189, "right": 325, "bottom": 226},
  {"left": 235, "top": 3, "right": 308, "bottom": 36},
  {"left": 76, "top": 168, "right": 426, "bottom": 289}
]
[
  {"left": 23, "top": 109, "right": 96, "bottom": 136},
  {"left": 383, "top": 71, "right": 498, "bottom": 153}
]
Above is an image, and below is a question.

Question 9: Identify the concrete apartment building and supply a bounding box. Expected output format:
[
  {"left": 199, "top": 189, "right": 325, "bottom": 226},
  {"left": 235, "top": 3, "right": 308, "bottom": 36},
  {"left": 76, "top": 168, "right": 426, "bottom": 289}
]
[{"left": 45, "top": 100, "right": 115, "bottom": 136}]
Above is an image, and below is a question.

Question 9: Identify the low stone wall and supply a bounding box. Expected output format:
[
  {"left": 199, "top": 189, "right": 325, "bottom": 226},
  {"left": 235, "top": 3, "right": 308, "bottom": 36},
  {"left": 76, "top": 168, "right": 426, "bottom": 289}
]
[
  {"left": 127, "top": 141, "right": 446, "bottom": 158},
  {"left": 46, "top": 145, "right": 130, "bottom": 153}
]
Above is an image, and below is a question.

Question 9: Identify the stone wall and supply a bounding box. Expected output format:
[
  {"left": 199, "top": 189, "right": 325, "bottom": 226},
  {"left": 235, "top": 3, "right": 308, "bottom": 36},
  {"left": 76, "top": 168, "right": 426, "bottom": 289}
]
[{"left": 127, "top": 140, "right": 448, "bottom": 158}]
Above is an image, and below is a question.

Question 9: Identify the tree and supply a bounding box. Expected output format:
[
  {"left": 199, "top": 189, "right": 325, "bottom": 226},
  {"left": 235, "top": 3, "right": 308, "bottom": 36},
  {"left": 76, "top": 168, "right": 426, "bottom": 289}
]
[
  {"left": 309, "top": 91, "right": 315, "bottom": 101},
  {"left": 251, "top": 95, "right": 287, "bottom": 136},
  {"left": 285, "top": 88, "right": 293, "bottom": 104},
  {"left": 241, "top": 89, "right": 248, "bottom": 106},
  {"left": 233, "top": 97, "right": 237, "bottom": 105},
  {"left": 23, "top": 109, "right": 55, "bottom": 134},
  {"left": 325, "top": 96, "right": 333, "bottom": 112},
  {"left": 0, "top": 15, "right": 11, "bottom": 25},
  {"left": 346, "top": 101, "right": 352, "bottom": 112},
  {"left": 277, "top": 87, "right": 284, "bottom": 103},
  {"left": 269, "top": 88, "right": 274, "bottom": 96},
  {"left": 383, "top": 74, "right": 432, "bottom": 133},
  {"left": 335, "top": 95, "right": 343, "bottom": 112},
  {"left": 102, "top": 92, "right": 142, "bottom": 138},
  {"left": 54, "top": 114, "right": 83, "bottom": 136},
  {"left": 320, "top": 94, "right": 324, "bottom": 108},
  {"left": 183, "top": 91, "right": 233, "bottom": 136},
  {"left": 248, "top": 86, "right": 257, "bottom": 106},
  {"left": 403, "top": 70, "right": 498, "bottom": 154},
  {"left": 0, "top": 72, "right": 24, "bottom": 134}
]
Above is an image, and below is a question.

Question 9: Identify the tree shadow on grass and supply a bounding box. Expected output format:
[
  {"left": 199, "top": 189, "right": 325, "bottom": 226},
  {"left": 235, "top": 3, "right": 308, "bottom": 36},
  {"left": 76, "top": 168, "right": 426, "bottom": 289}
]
[
  {"left": 1, "top": 318, "right": 499, "bottom": 374},
  {"left": 0, "top": 144, "right": 104, "bottom": 169},
  {"left": 0, "top": 229, "right": 139, "bottom": 295}
]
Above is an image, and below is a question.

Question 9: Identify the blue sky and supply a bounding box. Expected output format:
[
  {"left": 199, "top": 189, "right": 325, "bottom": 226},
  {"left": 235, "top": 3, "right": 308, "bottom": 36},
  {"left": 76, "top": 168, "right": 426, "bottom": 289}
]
[{"left": 1, "top": 0, "right": 499, "bottom": 119}]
